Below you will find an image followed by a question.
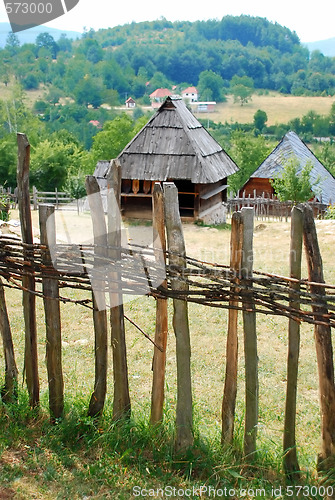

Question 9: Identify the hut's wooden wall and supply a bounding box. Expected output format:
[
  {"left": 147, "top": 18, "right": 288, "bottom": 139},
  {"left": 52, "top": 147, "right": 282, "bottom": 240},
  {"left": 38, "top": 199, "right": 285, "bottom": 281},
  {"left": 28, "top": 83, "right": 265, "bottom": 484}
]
[
  {"left": 240, "top": 178, "right": 275, "bottom": 198},
  {"left": 198, "top": 180, "right": 227, "bottom": 217}
]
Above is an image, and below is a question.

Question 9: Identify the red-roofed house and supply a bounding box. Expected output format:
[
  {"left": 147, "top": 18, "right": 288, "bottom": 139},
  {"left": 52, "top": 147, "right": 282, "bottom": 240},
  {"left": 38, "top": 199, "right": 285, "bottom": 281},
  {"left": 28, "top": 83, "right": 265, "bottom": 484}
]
[
  {"left": 182, "top": 86, "right": 198, "bottom": 102},
  {"left": 150, "top": 88, "right": 172, "bottom": 108},
  {"left": 89, "top": 120, "right": 102, "bottom": 128}
]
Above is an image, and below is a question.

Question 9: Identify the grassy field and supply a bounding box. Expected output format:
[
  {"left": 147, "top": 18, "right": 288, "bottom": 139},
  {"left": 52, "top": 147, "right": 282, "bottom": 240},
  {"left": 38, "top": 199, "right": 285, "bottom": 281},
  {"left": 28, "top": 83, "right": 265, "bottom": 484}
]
[
  {"left": 192, "top": 93, "right": 335, "bottom": 126},
  {"left": 0, "top": 211, "right": 335, "bottom": 498},
  {"left": 0, "top": 81, "right": 46, "bottom": 107}
]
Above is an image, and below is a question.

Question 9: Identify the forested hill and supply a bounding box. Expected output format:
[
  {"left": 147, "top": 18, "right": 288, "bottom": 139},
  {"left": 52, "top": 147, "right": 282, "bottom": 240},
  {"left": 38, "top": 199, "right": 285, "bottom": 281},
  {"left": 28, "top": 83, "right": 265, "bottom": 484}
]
[
  {"left": 97, "top": 16, "right": 300, "bottom": 52},
  {"left": 1, "top": 14, "right": 335, "bottom": 107},
  {"left": 89, "top": 16, "right": 334, "bottom": 95}
]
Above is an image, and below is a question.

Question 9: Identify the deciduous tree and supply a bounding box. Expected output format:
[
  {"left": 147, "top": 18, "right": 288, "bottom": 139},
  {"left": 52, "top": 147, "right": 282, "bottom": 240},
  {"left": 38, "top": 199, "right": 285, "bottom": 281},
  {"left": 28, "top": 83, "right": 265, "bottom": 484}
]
[{"left": 270, "top": 159, "right": 320, "bottom": 202}]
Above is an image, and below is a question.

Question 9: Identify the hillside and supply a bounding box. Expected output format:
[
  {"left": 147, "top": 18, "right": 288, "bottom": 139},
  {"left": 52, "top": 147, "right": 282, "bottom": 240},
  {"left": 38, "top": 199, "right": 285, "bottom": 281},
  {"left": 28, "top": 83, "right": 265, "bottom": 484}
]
[
  {"left": 0, "top": 22, "right": 81, "bottom": 47},
  {"left": 1, "top": 15, "right": 335, "bottom": 108}
]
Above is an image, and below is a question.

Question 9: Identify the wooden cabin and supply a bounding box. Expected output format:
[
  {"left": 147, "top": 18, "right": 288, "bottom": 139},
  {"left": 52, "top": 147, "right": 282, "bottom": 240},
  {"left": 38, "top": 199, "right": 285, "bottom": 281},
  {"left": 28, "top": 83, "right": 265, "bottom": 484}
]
[
  {"left": 240, "top": 131, "right": 335, "bottom": 204},
  {"left": 94, "top": 97, "right": 238, "bottom": 223}
]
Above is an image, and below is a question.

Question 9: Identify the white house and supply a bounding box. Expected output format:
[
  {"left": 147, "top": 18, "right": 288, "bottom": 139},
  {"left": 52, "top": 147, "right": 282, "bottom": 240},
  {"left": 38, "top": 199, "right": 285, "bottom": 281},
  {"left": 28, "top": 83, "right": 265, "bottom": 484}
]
[
  {"left": 182, "top": 86, "right": 198, "bottom": 102},
  {"left": 125, "top": 97, "right": 136, "bottom": 108}
]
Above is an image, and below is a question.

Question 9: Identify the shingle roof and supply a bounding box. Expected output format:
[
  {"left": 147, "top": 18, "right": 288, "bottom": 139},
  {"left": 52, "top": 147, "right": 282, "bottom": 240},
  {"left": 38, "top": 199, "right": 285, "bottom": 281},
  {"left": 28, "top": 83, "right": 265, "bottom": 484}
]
[
  {"left": 251, "top": 131, "right": 335, "bottom": 204},
  {"left": 117, "top": 97, "right": 238, "bottom": 184}
]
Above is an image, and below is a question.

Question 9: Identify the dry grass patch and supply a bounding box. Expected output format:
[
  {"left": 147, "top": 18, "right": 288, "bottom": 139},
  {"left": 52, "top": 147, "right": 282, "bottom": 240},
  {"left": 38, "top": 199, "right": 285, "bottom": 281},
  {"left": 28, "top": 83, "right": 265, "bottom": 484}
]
[{"left": 193, "top": 93, "right": 335, "bottom": 125}]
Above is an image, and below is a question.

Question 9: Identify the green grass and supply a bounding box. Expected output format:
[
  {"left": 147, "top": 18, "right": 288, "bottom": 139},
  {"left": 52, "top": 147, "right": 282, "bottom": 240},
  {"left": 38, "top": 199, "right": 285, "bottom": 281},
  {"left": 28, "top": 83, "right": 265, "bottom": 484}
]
[
  {"left": 1, "top": 215, "right": 335, "bottom": 497},
  {"left": 0, "top": 391, "right": 329, "bottom": 500}
]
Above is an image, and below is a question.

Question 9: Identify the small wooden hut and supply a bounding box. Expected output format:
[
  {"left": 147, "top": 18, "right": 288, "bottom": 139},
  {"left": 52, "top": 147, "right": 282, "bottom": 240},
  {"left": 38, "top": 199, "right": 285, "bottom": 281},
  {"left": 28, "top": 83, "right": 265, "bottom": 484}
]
[
  {"left": 94, "top": 97, "right": 238, "bottom": 222},
  {"left": 240, "top": 131, "right": 335, "bottom": 204}
]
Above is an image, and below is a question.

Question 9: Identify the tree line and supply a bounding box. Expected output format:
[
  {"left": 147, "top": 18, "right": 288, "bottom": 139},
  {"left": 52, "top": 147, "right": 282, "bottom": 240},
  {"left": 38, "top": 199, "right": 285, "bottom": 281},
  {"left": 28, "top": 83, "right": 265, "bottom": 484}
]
[{"left": 2, "top": 16, "right": 335, "bottom": 109}]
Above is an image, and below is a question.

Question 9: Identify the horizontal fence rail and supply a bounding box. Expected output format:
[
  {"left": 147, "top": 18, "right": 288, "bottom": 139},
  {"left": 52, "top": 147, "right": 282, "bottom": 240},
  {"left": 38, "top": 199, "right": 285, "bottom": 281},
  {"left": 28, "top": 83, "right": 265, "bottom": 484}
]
[
  {"left": 31, "top": 186, "right": 75, "bottom": 210},
  {"left": 0, "top": 235, "right": 334, "bottom": 328}
]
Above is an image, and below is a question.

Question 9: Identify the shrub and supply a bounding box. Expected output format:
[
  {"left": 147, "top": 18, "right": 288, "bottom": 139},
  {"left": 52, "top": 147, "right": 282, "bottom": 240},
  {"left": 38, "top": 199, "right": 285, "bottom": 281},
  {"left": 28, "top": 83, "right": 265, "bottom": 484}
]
[{"left": 324, "top": 204, "right": 335, "bottom": 219}]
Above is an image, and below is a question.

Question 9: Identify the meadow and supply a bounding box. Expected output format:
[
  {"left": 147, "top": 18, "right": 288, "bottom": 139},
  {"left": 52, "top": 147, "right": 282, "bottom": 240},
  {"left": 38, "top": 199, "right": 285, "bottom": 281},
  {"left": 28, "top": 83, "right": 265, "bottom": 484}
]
[
  {"left": 0, "top": 211, "right": 335, "bottom": 498},
  {"left": 191, "top": 93, "right": 335, "bottom": 126}
]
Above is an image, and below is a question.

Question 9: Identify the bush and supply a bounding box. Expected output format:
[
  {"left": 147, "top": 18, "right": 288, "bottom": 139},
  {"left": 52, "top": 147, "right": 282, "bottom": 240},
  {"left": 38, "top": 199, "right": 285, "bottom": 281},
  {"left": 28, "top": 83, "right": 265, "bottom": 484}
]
[
  {"left": 324, "top": 204, "right": 335, "bottom": 219},
  {"left": 22, "top": 73, "right": 39, "bottom": 90},
  {"left": 0, "top": 193, "right": 10, "bottom": 221}
]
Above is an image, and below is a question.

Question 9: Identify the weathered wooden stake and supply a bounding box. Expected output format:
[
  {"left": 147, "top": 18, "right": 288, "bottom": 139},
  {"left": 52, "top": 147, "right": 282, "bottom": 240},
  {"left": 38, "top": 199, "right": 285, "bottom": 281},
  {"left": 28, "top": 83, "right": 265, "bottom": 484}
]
[
  {"left": 283, "top": 206, "right": 303, "bottom": 477},
  {"left": 107, "top": 159, "right": 131, "bottom": 420},
  {"left": 32, "top": 186, "right": 38, "bottom": 211},
  {"left": 17, "top": 133, "right": 39, "bottom": 408},
  {"left": 150, "top": 183, "right": 168, "bottom": 425},
  {"left": 303, "top": 204, "right": 335, "bottom": 465},
  {"left": 164, "top": 182, "right": 193, "bottom": 452},
  {"left": 241, "top": 207, "right": 258, "bottom": 458},
  {"left": 85, "top": 176, "right": 108, "bottom": 418},
  {"left": 0, "top": 277, "right": 18, "bottom": 402},
  {"left": 222, "top": 210, "right": 243, "bottom": 444},
  {"left": 39, "top": 204, "right": 64, "bottom": 420}
]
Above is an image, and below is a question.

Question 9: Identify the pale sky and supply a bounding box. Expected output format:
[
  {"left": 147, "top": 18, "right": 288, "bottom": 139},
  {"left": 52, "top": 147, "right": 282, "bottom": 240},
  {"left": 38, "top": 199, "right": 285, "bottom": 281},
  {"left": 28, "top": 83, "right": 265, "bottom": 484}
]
[{"left": 0, "top": 0, "right": 334, "bottom": 43}]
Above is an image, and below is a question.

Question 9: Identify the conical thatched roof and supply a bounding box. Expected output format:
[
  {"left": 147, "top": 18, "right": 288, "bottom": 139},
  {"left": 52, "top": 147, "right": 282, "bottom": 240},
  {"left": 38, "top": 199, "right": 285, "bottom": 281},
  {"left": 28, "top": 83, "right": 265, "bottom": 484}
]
[
  {"left": 117, "top": 96, "right": 238, "bottom": 184},
  {"left": 250, "top": 131, "right": 335, "bottom": 204}
]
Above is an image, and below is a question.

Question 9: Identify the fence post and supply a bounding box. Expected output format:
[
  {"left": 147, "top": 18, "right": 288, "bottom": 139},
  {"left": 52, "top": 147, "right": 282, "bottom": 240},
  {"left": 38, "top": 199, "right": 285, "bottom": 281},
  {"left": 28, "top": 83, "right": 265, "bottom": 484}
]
[
  {"left": 17, "top": 133, "right": 39, "bottom": 408},
  {"left": 85, "top": 176, "right": 108, "bottom": 418},
  {"left": 107, "top": 159, "right": 131, "bottom": 421},
  {"left": 32, "top": 186, "right": 38, "bottom": 211},
  {"left": 150, "top": 183, "right": 168, "bottom": 425},
  {"left": 222, "top": 210, "right": 243, "bottom": 444},
  {"left": 241, "top": 207, "right": 258, "bottom": 458},
  {"left": 0, "top": 277, "right": 19, "bottom": 402},
  {"left": 164, "top": 182, "right": 193, "bottom": 452},
  {"left": 303, "top": 204, "right": 335, "bottom": 466},
  {"left": 55, "top": 188, "right": 59, "bottom": 209},
  {"left": 283, "top": 206, "right": 303, "bottom": 477},
  {"left": 39, "top": 204, "right": 64, "bottom": 420}
]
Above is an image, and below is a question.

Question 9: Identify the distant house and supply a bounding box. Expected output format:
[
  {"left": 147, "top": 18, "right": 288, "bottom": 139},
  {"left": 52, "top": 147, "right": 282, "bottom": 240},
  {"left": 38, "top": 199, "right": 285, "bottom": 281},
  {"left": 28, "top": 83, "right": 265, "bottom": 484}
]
[
  {"left": 192, "top": 102, "right": 216, "bottom": 113},
  {"left": 94, "top": 97, "right": 238, "bottom": 223},
  {"left": 240, "top": 131, "right": 335, "bottom": 204},
  {"left": 182, "top": 86, "right": 198, "bottom": 102},
  {"left": 125, "top": 97, "right": 136, "bottom": 108},
  {"left": 149, "top": 88, "right": 172, "bottom": 108}
]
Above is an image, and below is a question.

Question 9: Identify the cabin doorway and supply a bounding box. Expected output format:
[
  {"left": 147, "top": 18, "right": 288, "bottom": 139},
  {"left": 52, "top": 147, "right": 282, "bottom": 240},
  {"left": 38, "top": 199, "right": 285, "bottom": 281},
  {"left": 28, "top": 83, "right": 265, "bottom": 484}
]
[{"left": 171, "top": 180, "right": 195, "bottom": 218}]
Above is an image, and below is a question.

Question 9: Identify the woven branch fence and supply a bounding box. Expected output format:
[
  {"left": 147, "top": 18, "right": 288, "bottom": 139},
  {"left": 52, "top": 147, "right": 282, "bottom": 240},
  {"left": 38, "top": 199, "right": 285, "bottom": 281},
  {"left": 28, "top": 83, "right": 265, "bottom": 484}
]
[
  {"left": 0, "top": 134, "right": 335, "bottom": 479},
  {"left": 227, "top": 194, "right": 328, "bottom": 221}
]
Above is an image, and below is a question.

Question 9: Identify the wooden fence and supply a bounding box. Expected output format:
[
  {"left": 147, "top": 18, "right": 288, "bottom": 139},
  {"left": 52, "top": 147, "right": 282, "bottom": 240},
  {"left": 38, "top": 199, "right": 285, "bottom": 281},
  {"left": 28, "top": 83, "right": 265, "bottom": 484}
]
[
  {"left": 2, "top": 185, "right": 330, "bottom": 219},
  {"left": 0, "top": 134, "right": 335, "bottom": 480},
  {"left": 1, "top": 186, "right": 75, "bottom": 211},
  {"left": 31, "top": 186, "right": 76, "bottom": 210},
  {"left": 227, "top": 194, "right": 328, "bottom": 220}
]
